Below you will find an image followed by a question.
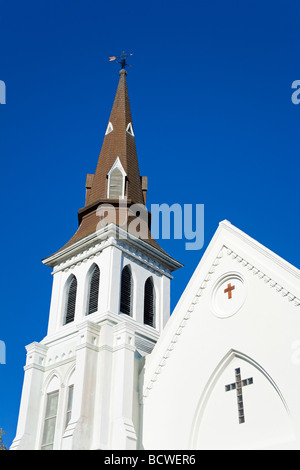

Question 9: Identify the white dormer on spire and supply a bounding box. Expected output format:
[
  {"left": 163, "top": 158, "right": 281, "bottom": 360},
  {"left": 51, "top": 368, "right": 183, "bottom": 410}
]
[
  {"left": 105, "top": 121, "right": 114, "bottom": 135},
  {"left": 107, "top": 157, "right": 127, "bottom": 199},
  {"left": 126, "top": 122, "right": 134, "bottom": 136}
]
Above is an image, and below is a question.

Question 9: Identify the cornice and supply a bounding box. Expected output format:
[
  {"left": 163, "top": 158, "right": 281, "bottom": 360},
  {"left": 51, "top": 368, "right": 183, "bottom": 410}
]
[
  {"left": 220, "top": 220, "right": 300, "bottom": 280},
  {"left": 44, "top": 224, "right": 180, "bottom": 278},
  {"left": 225, "top": 245, "right": 300, "bottom": 307}
]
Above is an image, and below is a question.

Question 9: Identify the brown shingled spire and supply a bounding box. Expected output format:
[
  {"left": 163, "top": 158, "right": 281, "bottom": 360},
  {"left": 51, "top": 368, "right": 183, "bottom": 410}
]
[
  {"left": 86, "top": 69, "right": 144, "bottom": 207},
  {"left": 50, "top": 68, "right": 167, "bottom": 255}
]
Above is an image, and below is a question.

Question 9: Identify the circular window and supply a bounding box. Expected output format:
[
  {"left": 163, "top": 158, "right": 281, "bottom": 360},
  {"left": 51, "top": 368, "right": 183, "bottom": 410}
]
[{"left": 211, "top": 272, "right": 246, "bottom": 319}]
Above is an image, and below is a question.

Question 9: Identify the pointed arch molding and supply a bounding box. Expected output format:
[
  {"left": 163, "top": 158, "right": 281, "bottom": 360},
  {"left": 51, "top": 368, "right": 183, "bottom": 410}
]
[
  {"left": 143, "top": 245, "right": 300, "bottom": 399},
  {"left": 42, "top": 362, "right": 76, "bottom": 394},
  {"left": 42, "top": 369, "right": 63, "bottom": 395},
  {"left": 189, "top": 349, "right": 290, "bottom": 449},
  {"left": 107, "top": 156, "right": 127, "bottom": 178}
]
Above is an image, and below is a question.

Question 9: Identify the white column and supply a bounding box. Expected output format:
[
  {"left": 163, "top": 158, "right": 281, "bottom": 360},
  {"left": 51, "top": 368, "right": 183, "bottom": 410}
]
[
  {"left": 104, "top": 243, "right": 123, "bottom": 315},
  {"left": 110, "top": 321, "right": 137, "bottom": 449},
  {"left": 47, "top": 271, "right": 63, "bottom": 335},
  {"left": 74, "top": 266, "right": 88, "bottom": 323},
  {"left": 10, "top": 342, "right": 47, "bottom": 450},
  {"left": 62, "top": 320, "right": 100, "bottom": 450},
  {"left": 161, "top": 275, "right": 171, "bottom": 330},
  {"left": 91, "top": 319, "right": 114, "bottom": 449}
]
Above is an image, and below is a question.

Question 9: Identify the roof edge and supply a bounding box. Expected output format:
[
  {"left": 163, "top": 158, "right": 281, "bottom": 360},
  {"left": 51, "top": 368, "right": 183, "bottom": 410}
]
[
  {"left": 42, "top": 223, "right": 183, "bottom": 273},
  {"left": 218, "top": 220, "right": 300, "bottom": 279}
]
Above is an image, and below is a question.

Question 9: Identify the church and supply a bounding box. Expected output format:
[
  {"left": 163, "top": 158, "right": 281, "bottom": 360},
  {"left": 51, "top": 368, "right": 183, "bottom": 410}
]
[{"left": 11, "top": 63, "right": 300, "bottom": 450}]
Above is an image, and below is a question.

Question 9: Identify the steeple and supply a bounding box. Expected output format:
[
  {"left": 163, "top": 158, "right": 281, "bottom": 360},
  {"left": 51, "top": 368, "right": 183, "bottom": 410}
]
[
  {"left": 12, "top": 61, "right": 182, "bottom": 452},
  {"left": 85, "top": 69, "right": 144, "bottom": 207},
  {"left": 52, "top": 67, "right": 167, "bottom": 256}
]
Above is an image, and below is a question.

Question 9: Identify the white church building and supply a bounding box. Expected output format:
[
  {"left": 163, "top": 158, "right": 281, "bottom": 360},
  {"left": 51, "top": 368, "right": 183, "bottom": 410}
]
[{"left": 11, "top": 67, "right": 300, "bottom": 450}]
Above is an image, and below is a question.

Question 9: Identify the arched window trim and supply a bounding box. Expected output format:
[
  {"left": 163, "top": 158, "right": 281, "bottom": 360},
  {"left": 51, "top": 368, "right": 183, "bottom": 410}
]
[
  {"left": 143, "top": 277, "right": 156, "bottom": 328},
  {"left": 86, "top": 264, "right": 100, "bottom": 315},
  {"left": 41, "top": 374, "right": 61, "bottom": 450},
  {"left": 63, "top": 275, "right": 77, "bottom": 325},
  {"left": 120, "top": 265, "right": 133, "bottom": 317},
  {"left": 107, "top": 157, "right": 127, "bottom": 199}
]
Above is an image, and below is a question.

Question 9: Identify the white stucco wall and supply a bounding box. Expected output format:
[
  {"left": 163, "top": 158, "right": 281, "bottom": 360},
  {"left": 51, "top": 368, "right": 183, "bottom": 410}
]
[{"left": 141, "top": 222, "right": 300, "bottom": 450}]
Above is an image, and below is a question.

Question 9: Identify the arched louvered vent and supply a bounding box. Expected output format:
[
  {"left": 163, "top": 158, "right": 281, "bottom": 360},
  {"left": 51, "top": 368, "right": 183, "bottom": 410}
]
[
  {"left": 64, "top": 276, "right": 77, "bottom": 325},
  {"left": 109, "top": 167, "right": 123, "bottom": 199},
  {"left": 120, "top": 265, "right": 132, "bottom": 316},
  {"left": 87, "top": 265, "right": 100, "bottom": 315},
  {"left": 144, "top": 277, "right": 155, "bottom": 327}
]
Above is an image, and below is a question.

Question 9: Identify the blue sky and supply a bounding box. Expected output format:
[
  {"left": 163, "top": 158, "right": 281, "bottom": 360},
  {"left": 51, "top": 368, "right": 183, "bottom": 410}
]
[{"left": 1, "top": 0, "right": 300, "bottom": 448}]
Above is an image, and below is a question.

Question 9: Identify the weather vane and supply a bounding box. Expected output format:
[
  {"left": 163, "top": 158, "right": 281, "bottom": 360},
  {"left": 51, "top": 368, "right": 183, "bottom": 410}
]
[{"left": 109, "top": 51, "right": 133, "bottom": 69}]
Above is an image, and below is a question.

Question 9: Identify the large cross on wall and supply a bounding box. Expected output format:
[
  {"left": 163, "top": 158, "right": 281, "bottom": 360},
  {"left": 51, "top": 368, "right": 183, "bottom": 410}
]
[{"left": 225, "top": 368, "right": 254, "bottom": 424}]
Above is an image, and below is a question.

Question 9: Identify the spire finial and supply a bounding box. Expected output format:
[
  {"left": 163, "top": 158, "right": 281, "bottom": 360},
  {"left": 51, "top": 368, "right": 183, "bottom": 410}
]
[{"left": 109, "top": 51, "right": 133, "bottom": 70}]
